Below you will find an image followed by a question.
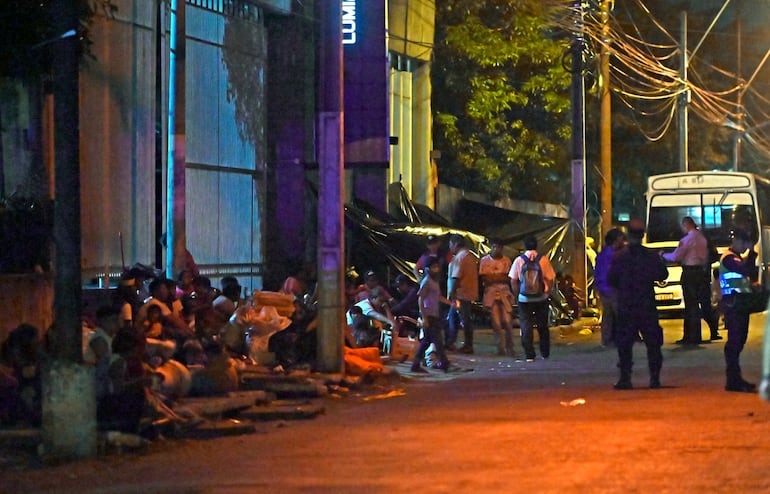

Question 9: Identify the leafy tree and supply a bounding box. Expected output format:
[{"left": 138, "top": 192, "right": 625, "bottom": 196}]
[
  {"left": 432, "top": 0, "right": 573, "bottom": 203},
  {"left": 0, "top": 1, "right": 116, "bottom": 80}
]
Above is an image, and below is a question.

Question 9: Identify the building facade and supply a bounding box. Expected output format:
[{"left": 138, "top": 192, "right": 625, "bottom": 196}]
[{"left": 0, "top": 0, "right": 435, "bottom": 294}]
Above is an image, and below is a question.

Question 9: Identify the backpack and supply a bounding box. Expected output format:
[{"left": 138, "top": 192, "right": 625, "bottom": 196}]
[{"left": 519, "top": 254, "right": 545, "bottom": 298}]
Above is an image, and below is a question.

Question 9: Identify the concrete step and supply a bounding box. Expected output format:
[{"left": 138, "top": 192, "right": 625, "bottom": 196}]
[
  {"left": 178, "top": 390, "right": 275, "bottom": 418},
  {"left": 0, "top": 428, "right": 41, "bottom": 447},
  {"left": 237, "top": 402, "right": 325, "bottom": 422},
  {"left": 175, "top": 419, "right": 256, "bottom": 439},
  {"left": 239, "top": 373, "right": 329, "bottom": 398}
]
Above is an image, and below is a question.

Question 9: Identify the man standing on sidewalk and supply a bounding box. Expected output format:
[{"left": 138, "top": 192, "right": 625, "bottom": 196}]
[
  {"left": 609, "top": 220, "right": 669, "bottom": 389},
  {"left": 479, "top": 239, "right": 516, "bottom": 357},
  {"left": 662, "top": 216, "right": 720, "bottom": 344},
  {"left": 509, "top": 235, "right": 556, "bottom": 362},
  {"left": 447, "top": 234, "right": 479, "bottom": 354}
]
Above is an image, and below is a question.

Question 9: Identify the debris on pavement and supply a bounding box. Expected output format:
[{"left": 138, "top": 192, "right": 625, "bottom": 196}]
[
  {"left": 560, "top": 398, "right": 586, "bottom": 407},
  {"left": 362, "top": 389, "right": 406, "bottom": 401}
]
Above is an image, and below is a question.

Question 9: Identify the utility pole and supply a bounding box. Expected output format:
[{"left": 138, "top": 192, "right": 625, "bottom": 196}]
[
  {"left": 734, "top": 3, "right": 743, "bottom": 171},
  {"left": 570, "top": 1, "right": 587, "bottom": 307},
  {"left": 316, "top": 3, "right": 345, "bottom": 373},
  {"left": 155, "top": 0, "right": 164, "bottom": 268},
  {"left": 678, "top": 12, "right": 689, "bottom": 173},
  {"left": 43, "top": 0, "right": 96, "bottom": 460},
  {"left": 599, "top": 0, "right": 613, "bottom": 239},
  {"left": 166, "top": 0, "right": 186, "bottom": 278}
]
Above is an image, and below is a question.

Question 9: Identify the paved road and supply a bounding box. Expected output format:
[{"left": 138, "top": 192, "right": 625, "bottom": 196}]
[{"left": 4, "top": 315, "right": 770, "bottom": 494}]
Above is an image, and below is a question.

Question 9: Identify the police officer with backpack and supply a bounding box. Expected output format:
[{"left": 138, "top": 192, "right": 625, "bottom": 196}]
[{"left": 509, "top": 235, "right": 556, "bottom": 362}]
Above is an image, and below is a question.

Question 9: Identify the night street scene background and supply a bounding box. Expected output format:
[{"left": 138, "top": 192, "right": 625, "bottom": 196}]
[{"left": 2, "top": 1, "right": 770, "bottom": 491}]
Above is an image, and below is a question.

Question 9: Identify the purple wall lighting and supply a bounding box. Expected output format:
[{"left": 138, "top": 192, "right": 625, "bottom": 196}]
[{"left": 343, "top": 0, "right": 389, "bottom": 169}]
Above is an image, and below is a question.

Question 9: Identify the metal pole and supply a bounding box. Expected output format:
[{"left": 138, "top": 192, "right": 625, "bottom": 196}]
[
  {"left": 317, "top": 3, "right": 345, "bottom": 373},
  {"left": 571, "top": 1, "right": 587, "bottom": 308},
  {"left": 599, "top": 0, "right": 613, "bottom": 238},
  {"left": 155, "top": 0, "right": 164, "bottom": 268},
  {"left": 734, "top": 4, "right": 743, "bottom": 171},
  {"left": 166, "top": 0, "right": 186, "bottom": 279},
  {"left": 678, "top": 12, "right": 688, "bottom": 173}
]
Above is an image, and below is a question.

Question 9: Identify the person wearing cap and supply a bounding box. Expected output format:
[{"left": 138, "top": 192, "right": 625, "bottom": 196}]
[
  {"left": 479, "top": 239, "right": 516, "bottom": 356},
  {"left": 608, "top": 219, "right": 668, "bottom": 390},
  {"left": 719, "top": 229, "right": 759, "bottom": 392},
  {"left": 414, "top": 235, "right": 452, "bottom": 282},
  {"left": 662, "top": 216, "right": 720, "bottom": 344}
]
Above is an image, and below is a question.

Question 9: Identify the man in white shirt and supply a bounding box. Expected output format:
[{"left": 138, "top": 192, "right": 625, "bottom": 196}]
[
  {"left": 509, "top": 235, "right": 556, "bottom": 361},
  {"left": 662, "top": 216, "right": 720, "bottom": 345},
  {"left": 447, "top": 234, "right": 479, "bottom": 354}
]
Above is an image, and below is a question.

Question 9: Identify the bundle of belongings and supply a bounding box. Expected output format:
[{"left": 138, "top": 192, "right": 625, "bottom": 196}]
[{"left": 221, "top": 301, "right": 293, "bottom": 364}]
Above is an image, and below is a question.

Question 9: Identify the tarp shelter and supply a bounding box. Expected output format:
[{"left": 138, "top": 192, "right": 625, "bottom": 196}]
[
  {"left": 345, "top": 200, "right": 488, "bottom": 284},
  {"left": 310, "top": 181, "right": 588, "bottom": 293}
]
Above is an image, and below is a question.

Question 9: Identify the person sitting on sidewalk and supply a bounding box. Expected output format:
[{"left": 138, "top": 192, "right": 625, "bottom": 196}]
[{"left": 389, "top": 274, "right": 420, "bottom": 337}]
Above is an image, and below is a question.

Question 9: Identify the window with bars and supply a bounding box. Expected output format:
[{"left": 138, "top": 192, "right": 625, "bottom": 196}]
[{"left": 187, "top": 0, "right": 262, "bottom": 22}]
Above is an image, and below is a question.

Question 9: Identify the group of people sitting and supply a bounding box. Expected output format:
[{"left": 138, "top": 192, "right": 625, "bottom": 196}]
[{"left": 0, "top": 263, "right": 319, "bottom": 432}]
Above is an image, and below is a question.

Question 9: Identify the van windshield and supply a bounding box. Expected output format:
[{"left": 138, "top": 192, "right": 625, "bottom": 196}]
[{"left": 646, "top": 192, "right": 757, "bottom": 245}]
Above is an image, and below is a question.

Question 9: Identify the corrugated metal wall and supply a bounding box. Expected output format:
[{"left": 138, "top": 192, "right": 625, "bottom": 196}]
[
  {"left": 79, "top": 0, "right": 266, "bottom": 290},
  {"left": 80, "top": 0, "right": 157, "bottom": 278}
]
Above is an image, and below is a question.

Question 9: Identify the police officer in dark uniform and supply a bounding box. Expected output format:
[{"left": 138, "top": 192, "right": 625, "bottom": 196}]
[
  {"left": 719, "top": 229, "right": 758, "bottom": 393},
  {"left": 608, "top": 219, "right": 669, "bottom": 390}
]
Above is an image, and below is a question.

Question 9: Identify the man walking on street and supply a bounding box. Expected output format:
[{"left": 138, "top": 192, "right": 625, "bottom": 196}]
[
  {"left": 479, "top": 239, "right": 516, "bottom": 356},
  {"left": 662, "top": 216, "right": 720, "bottom": 344},
  {"left": 447, "top": 234, "right": 479, "bottom": 354},
  {"left": 609, "top": 219, "right": 669, "bottom": 389},
  {"left": 509, "top": 235, "right": 556, "bottom": 362}
]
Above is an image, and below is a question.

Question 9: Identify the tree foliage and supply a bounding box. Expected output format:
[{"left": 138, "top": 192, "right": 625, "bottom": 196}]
[
  {"left": 0, "top": 0, "right": 116, "bottom": 80},
  {"left": 432, "top": 0, "right": 573, "bottom": 202},
  {"left": 222, "top": 12, "right": 266, "bottom": 149}
]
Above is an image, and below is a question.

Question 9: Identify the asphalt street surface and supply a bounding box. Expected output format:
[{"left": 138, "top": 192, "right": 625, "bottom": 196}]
[{"left": 3, "top": 314, "right": 770, "bottom": 494}]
